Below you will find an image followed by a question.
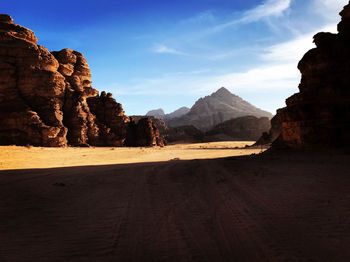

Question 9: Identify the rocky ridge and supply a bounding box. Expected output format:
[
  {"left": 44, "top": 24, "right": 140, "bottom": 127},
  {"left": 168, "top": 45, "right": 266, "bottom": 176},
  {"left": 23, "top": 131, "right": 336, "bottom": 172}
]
[{"left": 0, "top": 14, "right": 163, "bottom": 147}]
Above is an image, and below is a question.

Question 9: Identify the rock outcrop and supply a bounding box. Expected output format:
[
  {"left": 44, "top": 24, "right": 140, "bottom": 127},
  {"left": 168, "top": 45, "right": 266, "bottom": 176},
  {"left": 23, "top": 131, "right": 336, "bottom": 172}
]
[
  {"left": 0, "top": 14, "right": 162, "bottom": 147},
  {"left": 206, "top": 116, "right": 271, "bottom": 141},
  {"left": 168, "top": 87, "right": 273, "bottom": 131},
  {"left": 271, "top": 2, "right": 350, "bottom": 148},
  {"left": 0, "top": 14, "right": 67, "bottom": 146},
  {"left": 125, "top": 117, "right": 165, "bottom": 147}
]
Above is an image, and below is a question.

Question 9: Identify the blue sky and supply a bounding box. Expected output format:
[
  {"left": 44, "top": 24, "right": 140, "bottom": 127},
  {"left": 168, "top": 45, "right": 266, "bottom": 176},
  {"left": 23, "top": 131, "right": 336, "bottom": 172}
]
[{"left": 1, "top": 0, "right": 348, "bottom": 115}]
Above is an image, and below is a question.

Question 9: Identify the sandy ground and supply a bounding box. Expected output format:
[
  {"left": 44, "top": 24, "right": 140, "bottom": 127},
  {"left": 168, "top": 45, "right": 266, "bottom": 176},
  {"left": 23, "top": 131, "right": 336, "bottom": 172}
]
[
  {"left": 0, "top": 141, "right": 262, "bottom": 170},
  {"left": 0, "top": 144, "right": 350, "bottom": 261}
]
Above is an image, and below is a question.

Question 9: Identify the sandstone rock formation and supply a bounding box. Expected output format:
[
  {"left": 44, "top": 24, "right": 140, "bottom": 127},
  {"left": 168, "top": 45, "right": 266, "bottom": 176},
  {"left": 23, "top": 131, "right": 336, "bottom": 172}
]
[
  {"left": 168, "top": 87, "right": 273, "bottom": 131},
  {"left": 206, "top": 116, "right": 271, "bottom": 142},
  {"left": 0, "top": 14, "right": 67, "bottom": 146},
  {"left": 0, "top": 14, "right": 162, "bottom": 147},
  {"left": 271, "top": 2, "right": 350, "bottom": 148},
  {"left": 125, "top": 117, "right": 165, "bottom": 147},
  {"left": 88, "top": 91, "right": 131, "bottom": 146}
]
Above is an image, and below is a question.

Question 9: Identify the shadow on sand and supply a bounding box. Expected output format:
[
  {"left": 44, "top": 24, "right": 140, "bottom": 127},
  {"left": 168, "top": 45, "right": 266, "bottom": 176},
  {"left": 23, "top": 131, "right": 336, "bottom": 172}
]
[{"left": 0, "top": 152, "right": 350, "bottom": 261}]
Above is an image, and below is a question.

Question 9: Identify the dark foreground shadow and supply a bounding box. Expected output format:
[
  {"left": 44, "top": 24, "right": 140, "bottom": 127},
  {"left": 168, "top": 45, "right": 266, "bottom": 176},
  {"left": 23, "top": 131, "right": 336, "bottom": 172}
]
[{"left": 0, "top": 152, "right": 350, "bottom": 261}]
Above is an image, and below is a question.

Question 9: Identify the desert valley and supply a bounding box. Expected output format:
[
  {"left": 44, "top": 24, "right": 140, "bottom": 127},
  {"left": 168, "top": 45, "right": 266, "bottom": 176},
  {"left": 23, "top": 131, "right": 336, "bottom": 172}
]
[{"left": 1, "top": 1, "right": 350, "bottom": 261}]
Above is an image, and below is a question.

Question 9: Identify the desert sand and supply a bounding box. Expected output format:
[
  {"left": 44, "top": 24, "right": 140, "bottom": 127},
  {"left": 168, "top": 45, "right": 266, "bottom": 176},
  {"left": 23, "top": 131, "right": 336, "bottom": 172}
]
[
  {"left": 0, "top": 143, "right": 350, "bottom": 261},
  {"left": 0, "top": 141, "right": 262, "bottom": 170}
]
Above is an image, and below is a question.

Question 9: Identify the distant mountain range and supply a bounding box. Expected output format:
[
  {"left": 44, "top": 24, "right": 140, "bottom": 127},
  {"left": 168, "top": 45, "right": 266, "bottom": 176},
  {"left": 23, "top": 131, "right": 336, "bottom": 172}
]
[
  {"left": 147, "top": 87, "right": 273, "bottom": 131},
  {"left": 146, "top": 107, "right": 190, "bottom": 120}
]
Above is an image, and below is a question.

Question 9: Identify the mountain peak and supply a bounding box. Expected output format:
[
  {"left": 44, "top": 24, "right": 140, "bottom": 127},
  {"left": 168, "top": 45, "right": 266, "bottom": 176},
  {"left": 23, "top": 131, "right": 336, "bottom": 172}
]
[
  {"left": 212, "top": 87, "right": 233, "bottom": 97},
  {"left": 210, "top": 87, "right": 241, "bottom": 104},
  {"left": 168, "top": 87, "right": 273, "bottom": 131}
]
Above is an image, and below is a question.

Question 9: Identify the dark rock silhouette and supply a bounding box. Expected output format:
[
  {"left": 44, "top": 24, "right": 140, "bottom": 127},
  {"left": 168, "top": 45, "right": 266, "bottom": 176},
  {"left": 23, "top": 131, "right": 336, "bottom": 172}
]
[
  {"left": 0, "top": 14, "right": 163, "bottom": 147},
  {"left": 270, "top": 2, "right": 350, "bottom": 148},
  {"left": 168, "top": 87, "right": 273, "bottom": 131},
  {"left": 125, "top": 117, "right": 165, "bottom": 147},
  {"left": 255, "top": 113, "right": 281, "bottom": 146}
]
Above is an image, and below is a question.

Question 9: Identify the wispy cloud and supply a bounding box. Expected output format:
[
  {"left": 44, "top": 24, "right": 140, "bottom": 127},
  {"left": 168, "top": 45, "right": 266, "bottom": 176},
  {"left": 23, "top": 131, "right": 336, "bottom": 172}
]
[
  {"left": 179, "top": 10, "right": 216, "bottom": 25},
  {"left": 153, "top": 44, "right": 188, "bottom": 56},
  {"left": 312, "top": 0, "right": 348, "bottom": 22},
  {"left": 207, "top": 0, "right": 292, "bottom": 34},
  {"left": 262, "top": 23, "right": 339, "bottom": 63},
  {"left": 155, "top": 0, "right": 293, "bottom": 47},
  {"left": 240, "top": 0, "right": 292, "bottom": 23}
]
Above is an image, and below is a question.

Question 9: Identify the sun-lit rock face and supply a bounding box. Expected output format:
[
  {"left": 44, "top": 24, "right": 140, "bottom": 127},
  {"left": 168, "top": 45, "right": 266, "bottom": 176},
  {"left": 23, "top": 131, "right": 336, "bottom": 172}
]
[
  {"left": 0, "top": 14, "right": 162, "bottom": 147},
  {"left": 0, "top": 14, "right": 67, "bottom": 146},
  {"left": 272, "top": 2, "right": 350, "bottom": 148}
]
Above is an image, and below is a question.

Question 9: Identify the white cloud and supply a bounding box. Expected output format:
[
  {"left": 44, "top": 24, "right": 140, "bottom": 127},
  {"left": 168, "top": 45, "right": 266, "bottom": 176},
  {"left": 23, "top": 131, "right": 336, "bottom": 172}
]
[
  {"left": 111, "top": 62, "right": 299, "bottom": 114},
  {"left": 179, "top": 11, "right": 216, "bottom": 25},
  {"left": 153, "top": 44, "right": 188, "bottom": 55},
  {"left": 262, "top": 23, "right": 339, "bottom": 63},
  {"left": 240, "top": 0, "right": 292, "bottom": 23},
  {"left": 312, "top": 0, "right": 348, "bottom": 22},
  {"left": 262, "top": 35, "right": 315, "bottom": 63},
  {"left": 209, "top": 0, "right": 292, "bottom": 33},
  {"left": 113, "top": 63, "right": 299, "bottom": 96}
]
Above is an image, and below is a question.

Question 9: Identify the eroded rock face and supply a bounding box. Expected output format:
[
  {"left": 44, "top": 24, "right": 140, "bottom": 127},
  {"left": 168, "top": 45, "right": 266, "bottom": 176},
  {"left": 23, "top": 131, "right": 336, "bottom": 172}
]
[
  {"left": 0, "top": 14, "right": 162, "bottom": 147},
  {"left": 270, "top": 2, "right": 350, "bottom": 149},
  {"left": 87, "top": 92, "right": 130, "bottom": 146},
  {"left": 0, "top": 14, "right": 67, "bottom": 146}
]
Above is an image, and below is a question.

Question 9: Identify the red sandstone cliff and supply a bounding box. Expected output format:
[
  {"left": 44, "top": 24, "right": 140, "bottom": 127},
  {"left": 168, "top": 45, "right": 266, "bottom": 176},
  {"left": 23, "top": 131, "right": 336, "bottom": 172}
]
[{"left": 0, "top": 14, "right": 163, "bottom": 147}]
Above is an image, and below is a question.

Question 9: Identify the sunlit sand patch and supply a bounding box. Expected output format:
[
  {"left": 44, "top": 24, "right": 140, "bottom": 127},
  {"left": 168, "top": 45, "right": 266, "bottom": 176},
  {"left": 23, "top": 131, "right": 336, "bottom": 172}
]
[{"left": 0, "top": 141, "right": 266, "bottom": 170}]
